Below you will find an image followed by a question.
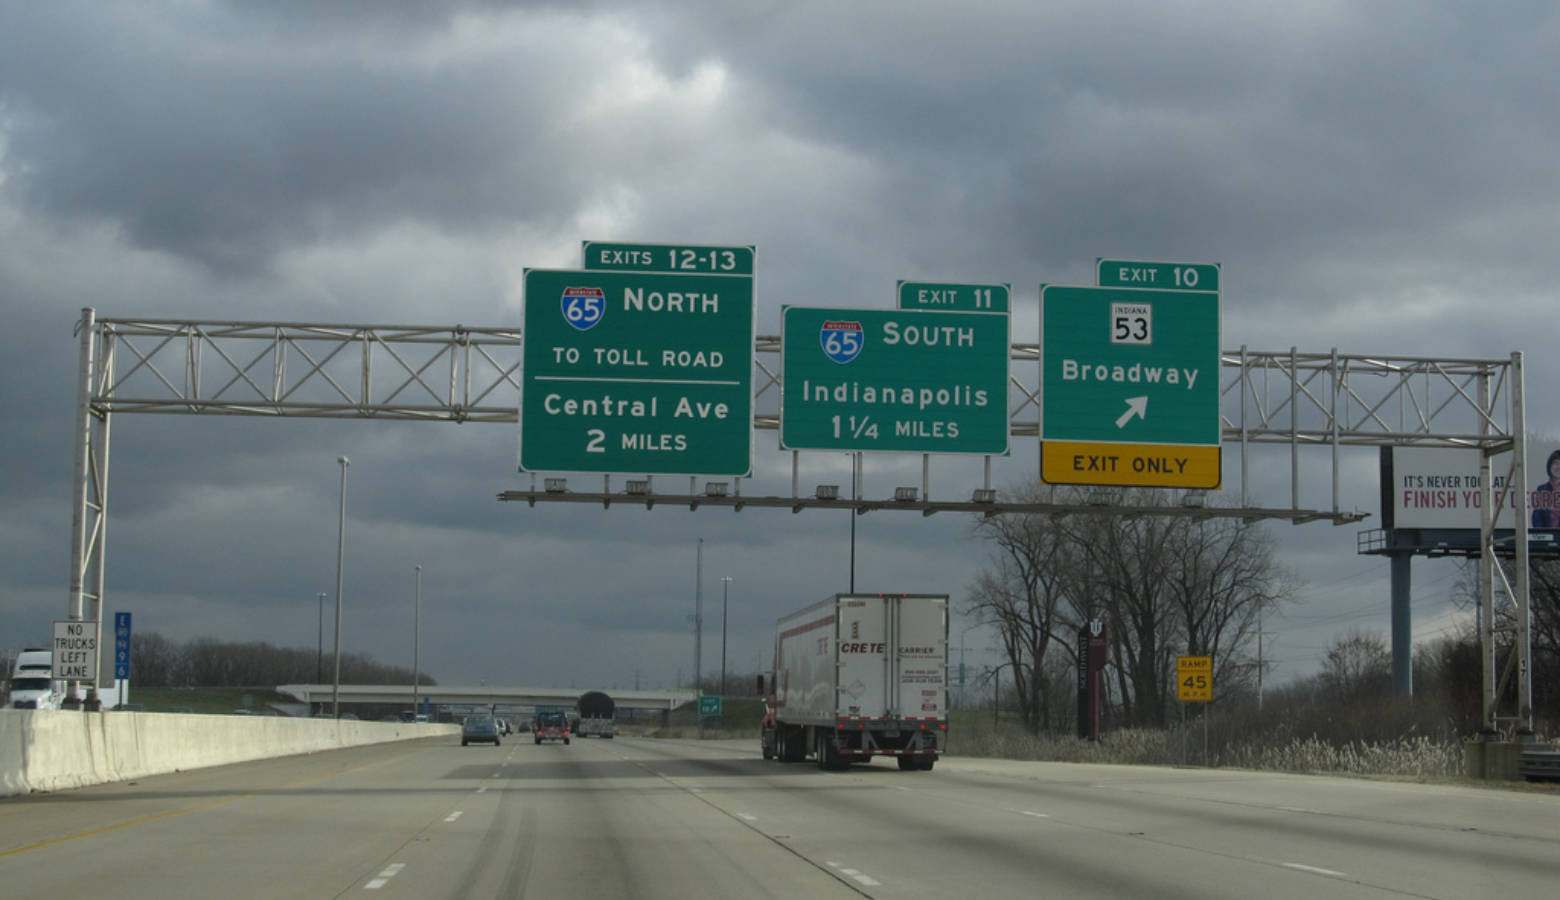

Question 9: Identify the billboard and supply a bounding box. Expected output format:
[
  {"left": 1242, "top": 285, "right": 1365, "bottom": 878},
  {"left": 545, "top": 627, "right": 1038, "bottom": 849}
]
[{"left": 1387, "top": 438, "right": 1560, "bottom": 529}]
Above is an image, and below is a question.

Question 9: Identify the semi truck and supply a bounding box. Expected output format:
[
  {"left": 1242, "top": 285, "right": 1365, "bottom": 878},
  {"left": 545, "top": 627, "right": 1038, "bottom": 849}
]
[
  {"left": 760, "top": 593, "right": 948, "bottom": 771},
  {"left": 9, "top": 649, "right": 66, "bottom": 710},
  {"left": 575, "top": 691, "right": 616, "bottom": 738}
]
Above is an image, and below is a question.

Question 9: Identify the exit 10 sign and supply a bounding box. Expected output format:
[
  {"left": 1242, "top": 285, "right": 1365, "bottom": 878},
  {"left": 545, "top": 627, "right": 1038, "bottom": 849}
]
[{"left": 1041, "top": 283, "right": 1220, "bottom": 489}]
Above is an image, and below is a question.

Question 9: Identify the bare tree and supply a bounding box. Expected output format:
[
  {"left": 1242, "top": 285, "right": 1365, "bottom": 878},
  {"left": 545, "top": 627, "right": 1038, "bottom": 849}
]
[
  {"left": 1164, "top": 515, "right": 1295, "bottom": 699},
  {"left": 966, "top": 484, "right": 1083, "bottom": 733},
  {"left": 969, "top": 486, "right": 1293, "bottom": 733},
  {"left": 1053, "top": 490, "right": 1184, "bottom": 728},
  {"left": 1320, "top": 629, "right": 1392, "bottom": 700}
]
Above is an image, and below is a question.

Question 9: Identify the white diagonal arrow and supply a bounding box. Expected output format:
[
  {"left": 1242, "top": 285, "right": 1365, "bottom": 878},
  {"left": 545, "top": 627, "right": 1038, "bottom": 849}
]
[{"left": 1115, "top": 396, "right": 1148, "bottom": 428}]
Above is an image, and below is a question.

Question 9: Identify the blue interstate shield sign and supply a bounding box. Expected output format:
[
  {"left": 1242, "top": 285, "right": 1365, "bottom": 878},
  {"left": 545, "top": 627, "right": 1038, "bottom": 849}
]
[
  {"left": 561, "top": 286, "right": 606, "bottom": 331},
  {"left": 820, "top": 320, "right": 863, "bottom": 364}
]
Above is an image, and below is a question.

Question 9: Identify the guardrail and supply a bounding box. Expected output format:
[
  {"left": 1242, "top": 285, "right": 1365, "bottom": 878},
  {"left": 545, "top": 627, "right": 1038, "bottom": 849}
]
[
  {"left": 0, "top": 709, "right": 457, "bottom": 797},
  {"left": 1518, "top": 747, "right": 1560, "bottom": 782}
]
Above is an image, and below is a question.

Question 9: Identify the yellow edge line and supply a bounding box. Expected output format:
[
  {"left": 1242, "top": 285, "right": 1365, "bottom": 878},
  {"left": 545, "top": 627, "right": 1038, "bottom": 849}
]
[{"left": 0, "top": 753, "right": 399, "bottom": 858}]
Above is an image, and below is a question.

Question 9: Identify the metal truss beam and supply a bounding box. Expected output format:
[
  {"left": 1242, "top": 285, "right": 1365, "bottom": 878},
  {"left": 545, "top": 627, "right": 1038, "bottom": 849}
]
[{"left": 68, "top": 310, "right": 1531, "bottom": 733}]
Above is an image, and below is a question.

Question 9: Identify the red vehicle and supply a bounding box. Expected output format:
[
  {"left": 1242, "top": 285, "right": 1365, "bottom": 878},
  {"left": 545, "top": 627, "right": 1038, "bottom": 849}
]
[{"left": 533, "top": 709, "right": 571, "bottom": 745}]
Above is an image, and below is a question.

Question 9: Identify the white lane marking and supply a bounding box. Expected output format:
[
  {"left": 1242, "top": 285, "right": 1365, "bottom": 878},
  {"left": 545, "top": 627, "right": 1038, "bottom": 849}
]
[
  {"left": 364, "top": 863, "right": 405, "bottom": 890},
  {"left": 445, "top": 811, "right": 463, "bottom": 823},
  {"left": 1020, "top": 811, "right": 1050, "bottom": 818},
  {"left": 826, "top": 861, "right": 882, "bottom": 886},
  {"left": 736, "top": 813, "right": 758, "bottom": 822},
  {"left": 1283, "top": 863, "right": 1348, "bottom": 878},
  {"left": 841, "top": 868, "right": 882, "bottom": 886},
  {"left": 477, "top": 786, "right": 487, "bottom": 794},
  {"left": 689, "top": 788, "right": 704, "bottom": 794},
  {"left": 490, "top": 773, "right": 500, "bottom": 778}
]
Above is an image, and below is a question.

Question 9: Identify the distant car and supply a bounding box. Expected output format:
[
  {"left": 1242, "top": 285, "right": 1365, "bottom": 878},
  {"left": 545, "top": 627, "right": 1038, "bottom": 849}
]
[
  {"left": 533, "top": 710, "right": 570, "bottom": 745},
  {"left": 462, "top": 715, "right": 501, "bottom": 746}
]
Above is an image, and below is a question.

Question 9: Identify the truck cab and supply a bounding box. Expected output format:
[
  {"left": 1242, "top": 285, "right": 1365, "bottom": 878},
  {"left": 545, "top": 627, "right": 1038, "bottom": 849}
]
[{"left": 9, "top": 649, "right": 65, "bottom": 710}]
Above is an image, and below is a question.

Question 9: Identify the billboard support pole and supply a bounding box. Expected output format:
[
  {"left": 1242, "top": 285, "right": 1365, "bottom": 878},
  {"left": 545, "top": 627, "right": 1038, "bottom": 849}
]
[{"left": 1390, "top": 553, "right": 1412, "bottom": 696}]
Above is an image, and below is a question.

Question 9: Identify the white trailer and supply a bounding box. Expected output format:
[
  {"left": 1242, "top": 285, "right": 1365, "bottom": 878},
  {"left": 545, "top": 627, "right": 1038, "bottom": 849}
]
[{"left": 760, "top": 593, "right": 948, "bottom": 771}]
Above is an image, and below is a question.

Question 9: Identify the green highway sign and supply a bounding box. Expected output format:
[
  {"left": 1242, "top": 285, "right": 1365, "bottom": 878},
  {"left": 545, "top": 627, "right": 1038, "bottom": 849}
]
[
  {"left": 698, "top": 695, "right": 722, "bottom": 717},
  {"left": 781, "top": 307, "right": 1010, "bottom": 455},
  {"left": 1040, "top": 285, "right": 1220, "bottom": 488},
  {"left": 1097, "top": 258, "right": 1219, "bottom": 293},
  {"left": 520, "top": 268, "right": 754, "bottom": 476},
  {"left": 897, "top": 281, "right": 1010, "bottom": 313},
  {"left": 583, "top": 241, "right": 755, "bottom": 276}
]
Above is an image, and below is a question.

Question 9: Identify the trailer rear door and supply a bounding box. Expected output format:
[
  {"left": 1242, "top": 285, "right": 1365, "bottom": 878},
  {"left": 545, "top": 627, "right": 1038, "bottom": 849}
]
[
  {"left": 893, "top": 595, "right": 949, "bottom": 719},
  {"left": 835, "top": 596, "right": 889, "bottom": 719}
]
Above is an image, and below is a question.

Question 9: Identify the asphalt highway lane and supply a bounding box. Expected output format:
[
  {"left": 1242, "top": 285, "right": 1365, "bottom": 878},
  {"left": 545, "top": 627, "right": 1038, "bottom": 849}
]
[{"left": 1, "top": 734, "right": 1556, "bottom": 899}]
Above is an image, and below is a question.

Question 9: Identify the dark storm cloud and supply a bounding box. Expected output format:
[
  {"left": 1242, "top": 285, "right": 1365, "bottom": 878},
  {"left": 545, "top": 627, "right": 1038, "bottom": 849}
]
[
  {"left": 633, "top": 1, "right": 1560, "bottom": 308},
  {"left": 0, "top": 3, "right": 607, "bottom": 275}
]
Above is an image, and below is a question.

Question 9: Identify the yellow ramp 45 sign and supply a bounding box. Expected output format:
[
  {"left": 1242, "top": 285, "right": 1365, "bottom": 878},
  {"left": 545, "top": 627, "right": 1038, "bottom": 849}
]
[{"left": 1177, "top": 655, "right": 1213, "bottom": 702}]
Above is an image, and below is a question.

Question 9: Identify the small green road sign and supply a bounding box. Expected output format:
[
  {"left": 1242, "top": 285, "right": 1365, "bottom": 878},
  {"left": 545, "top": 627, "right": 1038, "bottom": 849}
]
[
  {"left": 1040, "top": 285, "right": 1220, "bottom": 488},
  {"left": 698, "top": 695, "right": 722, "bottom": 717},
  {"left": 583, "top": 241, "right": 755, "bottom": 276},
  {"left": 520, "top": 268, "right": 754, "bottom": 476},
  {"left": 897, "top": 281, "right": 1010, "bottom": 313},
  {"left": 781, "top": 307, "right": 1010, "bottom": 455},
  {"left": 1097, "top": 259, "right": 1219, "bottom": 293}
]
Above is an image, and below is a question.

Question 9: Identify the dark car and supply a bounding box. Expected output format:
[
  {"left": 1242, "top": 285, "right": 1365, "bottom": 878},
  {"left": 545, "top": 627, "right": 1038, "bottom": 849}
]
[{"left": 462, "top": 714, "right": 501, "bottom": 746}]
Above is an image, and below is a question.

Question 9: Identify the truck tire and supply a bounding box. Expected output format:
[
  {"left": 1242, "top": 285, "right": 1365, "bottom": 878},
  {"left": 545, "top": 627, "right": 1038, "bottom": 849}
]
[
  {"left": 817, "top": 732, "right": 845, "bottom": 771},
  {"left": 779, "top": 725, "right": 806, "bottom": 763},
  {"left": 897, "top": 755, "right": 917, "bottom": 770}
]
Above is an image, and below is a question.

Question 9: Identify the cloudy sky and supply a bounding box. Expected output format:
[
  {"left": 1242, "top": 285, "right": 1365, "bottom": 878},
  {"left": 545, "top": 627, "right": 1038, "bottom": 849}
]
[{"left": 3, "top": 1, "right": 1556, "bottom": 696}]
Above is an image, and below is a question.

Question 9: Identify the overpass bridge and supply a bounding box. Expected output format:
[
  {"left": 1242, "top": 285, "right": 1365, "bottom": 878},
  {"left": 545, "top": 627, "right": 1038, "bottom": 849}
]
[{"left": 276, "top": 685, "right": 697, "bottom": 720}]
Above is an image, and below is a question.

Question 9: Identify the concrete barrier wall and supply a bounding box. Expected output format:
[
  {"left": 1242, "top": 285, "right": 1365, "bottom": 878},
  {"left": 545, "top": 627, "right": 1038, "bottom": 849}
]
[{"left": 0, "top": 709, "right": 459, "bottom": 796}]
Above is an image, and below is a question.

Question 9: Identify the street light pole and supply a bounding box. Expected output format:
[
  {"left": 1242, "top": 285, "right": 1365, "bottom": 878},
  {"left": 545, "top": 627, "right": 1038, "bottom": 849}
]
[
  {"left": 413, "top": 564, "right": 421, "bottom": 719},
  {"left": 988, "top": 661, "right": 1012, "bottom": 729},
  {"left": 332, "top": 456, "right": 349, "bottom": 719},
  {"left": 695, "top": 538, "right": 703, "bottom": 695},
  {"left": 720, "top": 576, "right": 732, "bottom": 696},
  {"left": 695, "top": 538, "right": 704, "bottom": 740},
  {"left": 849, "top": 452, "right": 858, "bottom": 593},
  {"left": 316, "top": 592, "right": 325, "bottom": 685}
]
